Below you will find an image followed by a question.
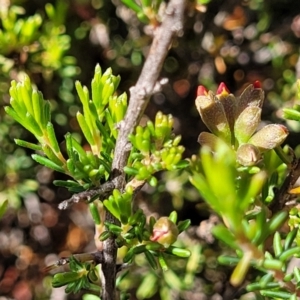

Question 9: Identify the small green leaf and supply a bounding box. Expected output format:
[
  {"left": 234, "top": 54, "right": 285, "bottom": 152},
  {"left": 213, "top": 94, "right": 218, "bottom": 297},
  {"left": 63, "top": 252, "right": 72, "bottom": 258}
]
[
  {"left": 32, "top": 90, "right": 43, "bottom": 125},
  {"left": 25, "top": 112, "right": 43, "bottom": 137},
  {"left": 46, "top": 122, "right": 60, "bottom": 153},
  {"left": 42, "top": 145, "right": 64, "bottom": 166},
  {"left": 283, "top": 108, "right": 300, "bottom": 122},
  {"left": 273, "top": 232, "right": 283, "bottom": 257},
  {"left": 158, "top": 252, "right": 168, "bottom": 271},
  {"left": 168, "top": 211, "right": 177, "bottom": 224},
  {"left": 174, "top": 160, "right": 190, "bottom": 169},
  {"left": 293, "top": 267, "right": 300, "bottom": 283},
  {"left": 165, "top": 246, "right": 191, "bottom": 258},
  {"left": 32, "top": 154, "right": 65, "bottom": 173},
  {"left": 20, "top": 79, "right": 34, "bottom": 116},
  {"left": 177, "top": 219, "right": 191, "bottom": 233},
  {"left": 262, "top": 258, "right": 283, "bottom": 270},
  {"left": 279, "top": 247, "right": 300, "bottom": 262},
  {"left": 99, "top": 231, "right": 111, "bottom": 241},
  {"left": 230, "top": 251, "right": 252, "bottom": 286},
  {"left": 10, "top": 98, "right": 27, "bottom": 118},
  {"left": 53, "top": 180, "right": 82, "bottom": 189},
  {"left": 14, "top": 139, "right": 42, "bottom": 151},
  {"left": 89, "top": 203, "right": 101, "bottom": 225},
  {"left": 144, "top": 250, "right": 158, "bottom": 270},
  {"left": 0, "top": 200, "right": 8, "bottom": 219},
  {"left": 260, "top": 290, "right": 292, "bottom": 299},
  {"left": 268, "top": 211, "right": 288, "bottom": 234},
  {"left": 5, "top": 106, "right": 31, "bottom": 132},
  {"left": 103, "top": 199, "right": 120, "bottom": 220},
  {"left": 43, "top": 101, "right": 51, "bottom": 127},
  {"left": 247, "top": 281, "right": 280, "bottom": 291},
  {"left": 212, "top": 224, "right": 238, "bottom": 249},
  {"left": 259, "top": 272, "right": 275, "bottom": 288},
  {"left": 52, "top": 272, "right": 81, "bottom": 287},
  {"left": 284, "top": 228, "right": 297, "bottom": 250},
  {"left": 136, "top": 272, "right": 157, "bottom": 300},
  {"left": 77, "top": 112, "right": 95, "bottom": 147}
]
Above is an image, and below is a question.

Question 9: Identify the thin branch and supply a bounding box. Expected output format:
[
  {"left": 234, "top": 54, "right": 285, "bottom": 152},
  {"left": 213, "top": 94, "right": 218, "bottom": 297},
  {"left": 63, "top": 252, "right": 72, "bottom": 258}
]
[
  {"left": 45, "top": 251, "right": 129, "bottom": 274},
  {"left": 58, "top": 181, "right": 115, "bottom": 210},
  {"left": 100, "top": 1, "right": 186, "bottom": 299},
  {"left": 269, "top": 154, "right": 300, "bottom": 214}
]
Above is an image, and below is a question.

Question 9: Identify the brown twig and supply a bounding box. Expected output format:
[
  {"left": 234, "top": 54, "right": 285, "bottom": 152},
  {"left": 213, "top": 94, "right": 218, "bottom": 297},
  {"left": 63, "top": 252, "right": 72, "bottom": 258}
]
[
  {"left": 269, "top": 154, "right": 300, "bottom": 214},
  {"left": 45, "top": 251, "right": 129, "bottom": 274},
  {"left": 99, "top": 1, "right": 186, "bottom": 299},
  {"left": 58, "top": 181, "right": 115, "bottom": 210}
]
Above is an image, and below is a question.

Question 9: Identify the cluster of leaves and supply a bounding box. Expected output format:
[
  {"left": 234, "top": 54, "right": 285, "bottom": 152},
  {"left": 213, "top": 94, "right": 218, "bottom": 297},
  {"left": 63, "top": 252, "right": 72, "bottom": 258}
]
[
  {"left": 125, "top": 112, "right": 189, "bottom": 187},
  {"left": 0, "top": 1, "right": 76, "bottom": 81},
  {"left": 5, "top": 65, "right": 125, "bottom": 191},
  {"left": 121, "top": 0, "right": 163, "bottom": 25},
  {"left": 0, "top": 1, "right": 77, "bottom": 211},
  {"left": 4, "top": 0, "right": 300, "bottom": 299},
  {"left": 52, "top": 256, "right": 100, "bottom": 294},
  {"left": 101, "top": 211, "right": 190, "bottom": 270},
  {"left": 244, "top": 229, "right": 300, "bottom": 299},
  {"left": 5, "top": 63, "right": 192, "bottom": 294}
]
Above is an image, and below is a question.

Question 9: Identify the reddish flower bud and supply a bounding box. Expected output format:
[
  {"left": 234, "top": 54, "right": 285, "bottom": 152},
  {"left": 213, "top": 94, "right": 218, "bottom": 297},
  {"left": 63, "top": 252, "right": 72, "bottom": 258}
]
[
  {"left": 253, "top": 81, "right": 261, "bottom": 89},
  {"left": 150, "top": 217, "right": 179, "bottom": 248},
  {"left": 216, "top": 82, "right": 230, "bottom": 95},
  {"left": 197, "top": 85, "right": 208, "bottom": 96}
]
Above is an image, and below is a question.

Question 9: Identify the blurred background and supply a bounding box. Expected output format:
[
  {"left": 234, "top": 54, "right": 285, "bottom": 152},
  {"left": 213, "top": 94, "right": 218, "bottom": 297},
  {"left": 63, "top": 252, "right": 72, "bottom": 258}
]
[{"left": 1, "top": 0, "right": 300, "bottom": 299}]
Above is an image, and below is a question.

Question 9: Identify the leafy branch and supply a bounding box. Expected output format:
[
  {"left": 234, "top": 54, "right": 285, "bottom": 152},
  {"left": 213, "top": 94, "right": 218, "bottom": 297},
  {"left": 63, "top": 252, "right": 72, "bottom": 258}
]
[
  {"left": 100, "top": 1, "right": 186, "bottom": 299},
  {"left": 4, "top": 0, "right": 187, "bottom": 299}
]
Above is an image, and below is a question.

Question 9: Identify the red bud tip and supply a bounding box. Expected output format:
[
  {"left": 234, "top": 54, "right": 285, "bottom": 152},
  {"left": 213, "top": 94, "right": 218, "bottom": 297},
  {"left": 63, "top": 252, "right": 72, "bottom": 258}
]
[
  {"left": 253, "top": 81, "right": 261, "bottom": 89},
  {"left": 216, "top": 82, "right": 230, "bottom": 95},
  {"left": 197, "top": 85, "right": 208, "bottom": 96},
  {"left": 279, "top": 124, "right": 289, "bottom": 134}
]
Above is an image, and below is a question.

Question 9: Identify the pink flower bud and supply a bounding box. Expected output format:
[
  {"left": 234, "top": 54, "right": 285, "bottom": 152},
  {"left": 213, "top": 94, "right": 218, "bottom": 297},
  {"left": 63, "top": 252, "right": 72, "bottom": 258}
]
[
  {"left": 197, "top": 85, "right": 208, "bottom": 96},
  {"left": 216, "top": 82, "right": 230, "bottom": 95},
  {"left": 253, "top": 81, "right": 261, "bottom": 89},
  {"left": 150, "top": 217, "right": 179, "bottom": 248}
]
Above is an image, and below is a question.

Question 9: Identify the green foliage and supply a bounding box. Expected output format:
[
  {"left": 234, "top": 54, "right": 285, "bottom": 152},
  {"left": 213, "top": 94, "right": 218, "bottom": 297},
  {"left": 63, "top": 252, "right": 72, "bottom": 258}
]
[
  {"left": 0, "top": 2, "right": 76, "bottom": 80},
  {"left": 52, "top": 256, "right": 100, "bottom": 294},
  {"left": 3, "top": 1, "right": 300, "bottom": 299},
  {"left": 0, "top": 199, "right": 8, "bottom": 218},
  {"left": 5, "top": 62, "right": 191, "bottom": 295},
  {"left": 121, "top": 0, "right": 163, "bottom": 24},
  {"left": 99, "top": 210, "right": 190, "bottom": 270},
  {"left": 189, "top": 80, "right": 300, "bottom": 298},
  {"left": 0, "top": 1, "right": 77, "bottom": 210},
  {"left": 5, "top": 65, "right": 126, "bottom": 189},
  {"left": 125, "top": 112, "right": 189, "bottom": 186}
]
